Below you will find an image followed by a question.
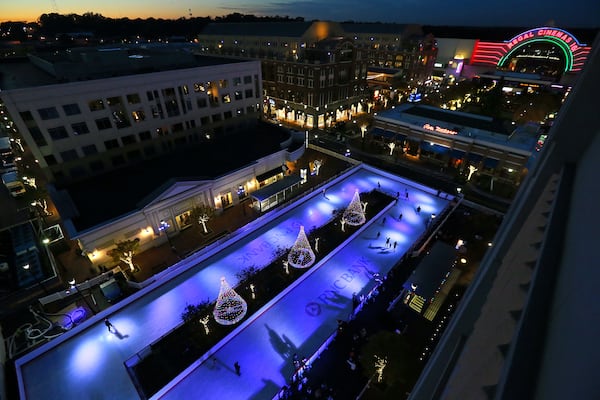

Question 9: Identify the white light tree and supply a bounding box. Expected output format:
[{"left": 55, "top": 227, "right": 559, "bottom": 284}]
[
  {"left": 107, "top": 238, "right": 140, "bottom": 272},
  {"left": 467, "top": 165, "right": 478, "bottom": 181},
  {"left": 343, "top": 189, "right": 366, "bottom": 226},
  {"left": 191, "top": 204, "right": 215, "bottom": 234},
  {"left": 374, "top": 355, "right": 388, "bottom": 383},
  {"left": 313, "top": 159, "right": 322, "bottom": 176},
  {"left": 213, "top": 277, "right": 248, "bottom": 326},
  {"left": 388, "top": 142, "right": 396, "bottom": 155},
  {"left": 288, "top": 225, "right": 316, "bottom": 269}
]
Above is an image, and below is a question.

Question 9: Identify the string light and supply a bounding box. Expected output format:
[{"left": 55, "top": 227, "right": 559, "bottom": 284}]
[
  {"left": 343, "top": 189, "right": 366, "bottom": 226},
  {"left": 288, "top": 226, "right": 316, "bottom": 269},
  {"left": 213, "top": 277, "right": 247, "bottom": 326}
]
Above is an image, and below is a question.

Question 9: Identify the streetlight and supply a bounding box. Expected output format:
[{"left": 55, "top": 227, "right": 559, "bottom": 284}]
[
  {"left": 22, "top": 263, "right": 48, "bottom": 295},
  {"left": 68, "top": 278, "right": 96, "bottom": 315},
  {"left": 159, "top": 219, "right": 174, "bottom": 250}
]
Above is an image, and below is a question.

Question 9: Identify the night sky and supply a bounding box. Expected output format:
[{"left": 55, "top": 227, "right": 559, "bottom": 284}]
[{"left": 2, "top": 0, "right": 599, "bottom": 27}]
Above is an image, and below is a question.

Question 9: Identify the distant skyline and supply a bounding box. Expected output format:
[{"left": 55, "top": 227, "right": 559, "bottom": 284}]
[{"left": 2, "top": 0, "right": 599, "bottom": 28}]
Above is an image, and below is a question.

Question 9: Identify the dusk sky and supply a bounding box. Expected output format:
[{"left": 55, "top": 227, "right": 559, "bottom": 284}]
[{"left": 2, "top": 0, "right": 599, "bottom": 27}]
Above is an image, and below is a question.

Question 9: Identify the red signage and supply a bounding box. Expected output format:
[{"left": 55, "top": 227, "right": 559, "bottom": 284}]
[
  {"left": 423, "top": 123, "right": 458, "bottom": 135},
  {"left": 506, "top": 28, "right": 581, "bottom": 52}
]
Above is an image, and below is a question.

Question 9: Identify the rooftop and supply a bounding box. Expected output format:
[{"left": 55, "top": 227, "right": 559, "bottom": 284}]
[
  {"left": 403, "top": 241, "right": 457, "bottom": 300},
  {"left": 200, "top": 22, "right": 314, "bottom": 37},
  {"left": 377, "top": 104, "right": 539, "bottom": 153},
  {"left": 0, "top": 44, "right": 249, "bottom": 90},
  {"left": 52, "top": 121, "right": 291, "bottom": 233}
]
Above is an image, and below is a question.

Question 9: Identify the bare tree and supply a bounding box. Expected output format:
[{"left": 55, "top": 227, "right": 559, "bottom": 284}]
[
  {"left": 106, "top": 238, "right": 140, "bottom": 271},
  {"left": 190, "top": 204, "right": 215, "bottom": 234}
]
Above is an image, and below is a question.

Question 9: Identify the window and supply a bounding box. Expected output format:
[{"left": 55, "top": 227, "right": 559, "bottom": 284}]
[
  {"left": 121, "top": 134, "right": 136, "bottom": 145},
  {"left": 82, "top": 144, "right": 98, "bottom": 155},
  {"left": 233, "top": 77, "right": 242, "bottom": 86},
  {"left": 60, "top": 149, "right": 78, "bottom": 162},
  {"left": 308, "top": 79, "right": 314, "bottom": 88},
  {"left": 28, "top": 127, "right": 48, "bottom": 146},
  {"left": 236, "top": 108, "right": 244, "bottom": 115},
  {"left": 234, "top": 91, "right": 243, "bottom": 100},
  {"left": 200, "top": 116, "right": 210, "bottom": 125},
  {"left": 212, "top": 113, "right": 222, "bottom": 122},
  {"left": 131, "top": 110, "right": 146, "bottom": 122},
  {"left": 171, "top": 123, "right": 184, "bottom": 133},
  {"left": 146, "top": 91, "right": 154, "bottom": 101},
  {"left": 287, "top": 76, "right": 294, "bottom": 84},
  {"left": 308, "top": 69, "right": 314, "bottom": 77},
  {"left": 219, "top": 79, "right": 228, "bottom": 88},
  {"left": 194, "top": 83, "right": 206, "bottom": 92},
  {"left": 71, "top": 122, "right": 90, "bottom": 135},
  {"left": 38, "top": 107, "right": 59, "bottom": 120},
  {"left": 197, "top": 98, "right": 207, "bottom": 108},
  {"left": 20, "top": 111, "right": 34, "bottom": 121},
  {"left": 245, "top": 89, "right": 253, "bottom": 98},
  {"left": 244, "top": 75, "right": 252, "bottom": 84},
  {"left": 95, "top": 117, "right": 112, "bottom": 130},
  {"left": 44, "top": 155, "right": 57, "bottom": 166},
  {"left": 104, "top": 139, "right": 119, "bottom": 150},
  {"left": 165, "top": 100, "right": 181, "bottom": 117},
  {"left": 222, "top": 94, "right": 231, "bottom": 103},
  {"left": 69, "top": 166, "right": 87, "bottom": 179},
  {"left": 48, "top": 126, "right": 69, "bottom": 140},
  {"left": 224, "top": 111, "right": 233, "bottom": 120},
  {"left": 297, "top": 77, "right": 304, "bottom": 86},
  {"left": 88, "top": 99, "right": 105, "bottom": 111},
  {"left": 138, "top": 131, "right": 152, "bottom": 141},
  {"left": 62, "top": 103, "right": 81, "bottom": 116},
  {"left": 126, "top": 93, "right": 141, "bottom": 104}
]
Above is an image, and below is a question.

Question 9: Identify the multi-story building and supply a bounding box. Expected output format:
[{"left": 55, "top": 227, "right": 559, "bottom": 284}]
[
  {"left": 0, "top": 44, "right": 263, "bottom": 184},
  {"left": 197, "top": 22, "right": 439, "bottom": 128},
  {"left": 197, "top": 21, "right": 370, "bottom": 129},
  {"left": 340, "top": 23, "right": 438, "bottom": 82}
]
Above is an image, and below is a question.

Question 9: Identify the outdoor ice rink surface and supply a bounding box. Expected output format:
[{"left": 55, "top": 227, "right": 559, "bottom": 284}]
[{"left": 16, "top": 164, "right": 453, "bottom": 400}]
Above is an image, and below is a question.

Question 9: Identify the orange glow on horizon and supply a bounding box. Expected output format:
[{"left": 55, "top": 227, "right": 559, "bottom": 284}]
[{"left": 1, "top": 2, "right": 232, "bottom": 23}]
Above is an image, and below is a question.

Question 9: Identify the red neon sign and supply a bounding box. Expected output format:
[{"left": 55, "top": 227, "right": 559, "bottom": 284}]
[
  {"left": 423, "top": 123, "right": 458, "bottom": 135},
  {"left": 506, "top": 27, "right": 582, "bottom": 52}
]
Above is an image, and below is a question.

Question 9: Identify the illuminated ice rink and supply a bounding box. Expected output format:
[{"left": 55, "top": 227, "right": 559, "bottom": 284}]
[{"left": 16, "top": 165, "right": 452, "bottom": 400}]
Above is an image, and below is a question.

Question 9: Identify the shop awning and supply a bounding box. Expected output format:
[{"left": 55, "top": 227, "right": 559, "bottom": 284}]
[
  {"left": 467, "top": 153, "right": 484, "bottom": 163},
  {"left": 421, "top": 142, "right": 450, "bottom": 155},
  {"left": 450, "top": 149, "right": 465, "bottom": 159},
  {"left": 250, "top": 175, "right": 303, "bottom": 202},
  {"left": 371, "top": 128, "right": 395, "bottom": 139},
  {"left": 484, "top": 158, "right": 500, "bottom": 168}
]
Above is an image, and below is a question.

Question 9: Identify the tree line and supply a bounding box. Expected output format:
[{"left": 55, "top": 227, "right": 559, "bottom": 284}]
[{"left": 1, "top": 12, "right": 305, "bottom": 42}]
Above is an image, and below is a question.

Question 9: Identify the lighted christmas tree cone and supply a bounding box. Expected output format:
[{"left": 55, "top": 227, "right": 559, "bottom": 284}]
[
  {"left": 213, "top": 277, "right": 248, "bottom": 326},
  {"left": 343, "top": 189, "right": 366, "bottom": 226},
  {"left": 287, "top": 225, "right": 316, "bottom": 269}
]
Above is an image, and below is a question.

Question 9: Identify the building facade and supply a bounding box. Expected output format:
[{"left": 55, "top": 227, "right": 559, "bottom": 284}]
[
  {"left": 372, "top": 104, "right": 540, "bottom": 187},
  {"left": 0, "top": 45, "right": 263, "bottom": 184},
  {"left": 197, "top": 21, "right": 370, "bottom": 129}
]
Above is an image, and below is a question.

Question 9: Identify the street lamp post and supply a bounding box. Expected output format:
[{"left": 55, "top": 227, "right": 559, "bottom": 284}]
[
  {"left": 68, "top": 278, "right": 96, "bottom": 315},
  {"left": 159, "top": 219, "right": 174, "bottom": 249}
]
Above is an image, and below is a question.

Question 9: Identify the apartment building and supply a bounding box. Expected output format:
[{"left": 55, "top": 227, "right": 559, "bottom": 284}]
[{"left": 0, "top": 44, "right": 263, "bottom": 184}]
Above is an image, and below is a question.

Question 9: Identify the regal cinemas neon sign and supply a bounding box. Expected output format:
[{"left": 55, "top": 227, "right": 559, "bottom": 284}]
[
  {"left": 423, "top": 123, "right": 458, "bottom": 135},
  {"left": 507, "top": 28, "right": 581, "bottom": 52}
]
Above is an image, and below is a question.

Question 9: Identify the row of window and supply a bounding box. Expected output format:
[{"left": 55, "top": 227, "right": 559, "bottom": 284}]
[
  {"left": 43, "top": 107, "right": 257, "bottom": 163},
  {"left": 29, "top": 77, "right": 256, "bottom": 122}
]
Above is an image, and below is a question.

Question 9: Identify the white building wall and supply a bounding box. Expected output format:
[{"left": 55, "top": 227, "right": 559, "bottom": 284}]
[{"left": 1, "top": 59, "right": 262, "bottom": 182}]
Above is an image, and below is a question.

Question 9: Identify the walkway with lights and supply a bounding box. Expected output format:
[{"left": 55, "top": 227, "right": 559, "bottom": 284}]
[{"left": 16, "top": 164, "right": 452, "bottom": 400}]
